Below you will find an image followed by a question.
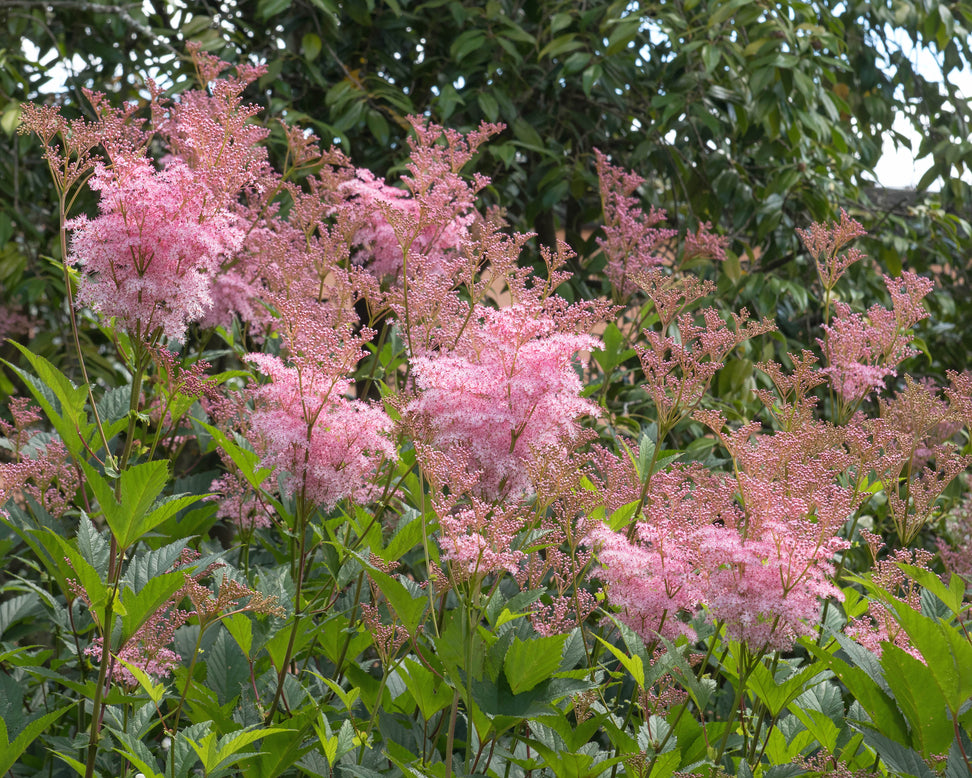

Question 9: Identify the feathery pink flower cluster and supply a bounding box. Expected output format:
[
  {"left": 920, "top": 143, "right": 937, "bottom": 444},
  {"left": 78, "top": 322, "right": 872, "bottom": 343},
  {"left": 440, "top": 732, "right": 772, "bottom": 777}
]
[
  {"left": 409, "top": 303, "right": 601, "bottom": 498},
  {"left": 874, "top": 377, "right": 972, "bottom": 543},
  {"left": 24, "top": 45, "right": 271, "bottom": 343},
  {"left": 66, "top": 156, "right": 242, "bottom": 340},
  {"left": 0, "top": 305, "right": 29, "bottom": 342},
  {"left": 435, "top": 497, "right": 527, "bottom": 580},
  {"left": 683, "top": 221, "right": 729, "bottom": 264},
  {"left": 595, "top": 152, "right": 728, "bottom": 302},
  {"left": 150, "top": 43, "right": 270, "bottom": 210},
  {"left": 845, "top": 530, "right": 933, "bottom": 660},
  {"left": 0, "top": 398, "right": 79, "bottom": 517},
  {"left": 80, "top": 552, "right": 282, "bottom": 687},
  {"left": 207, "top": 472, "right": 274, "bottom": 532},
  {"left": 246, "top": 301, "right": 395, "bottom": 509},
  {"left": 595, "top": 149, "right": 676, "bottom": 300},
  {"left": 592, "top": 405, "right": 860, "bottom": 651},
  {"left": 84, "top": 608, "right": 189, "bottom": 687},
  {"left": 797, "top": 208, "right": 868, "bottom": 293},
  {"left": 340, "top": 168, "right": 473, "bottom": 281},
  {"left": 936, "top": 487, "right": 972, "bottom": 580},
  {"left": 819, "top": 271, "right": 934, "bottom": 405},
  {"left": 590, "top": 464, "right": 736, "bottom": 642},
  {"left": 638, "top": 307, "right": 775, "bottom": 432}
]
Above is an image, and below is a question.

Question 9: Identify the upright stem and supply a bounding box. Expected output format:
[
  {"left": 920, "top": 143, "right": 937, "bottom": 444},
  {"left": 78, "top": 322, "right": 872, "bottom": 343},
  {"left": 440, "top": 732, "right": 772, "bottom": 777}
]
[
  {"left": 83, "top": 600, "right": 113, "bottom": 778},
  {"left": 265, "top": 498, "right": 311, "bottom": 721},
  {"left": 444, "top": 690, "right": 460, "bottom": 778},
  {"left": 57, "top": 191, "right": 111, "bottom": 459},
  {"left": 711, "top": 646, "right": 756, "bottom": 770},
  {"left": 167, "top": 626, "right": 207, "bottom": 749},
  {"left": 83, "top": 554, "right": 124, "bottom": 778}
]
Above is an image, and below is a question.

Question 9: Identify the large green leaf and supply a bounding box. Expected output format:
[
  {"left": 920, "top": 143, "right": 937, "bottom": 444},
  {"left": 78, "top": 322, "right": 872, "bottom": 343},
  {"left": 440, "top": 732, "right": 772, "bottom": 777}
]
[
  {"left": 504, "top": 633, "right": 566, "bottom": 695},
  {"left": 248, "top": 705, "right": 318, "bottom": 778},
  {"left": 399, "top": 656, "right": 454, "bottom": 720},
  {"left": 83, "top": 459, "right": 202, "bottom": 550},
  {"left": 804, "top": 640, "right": 910, "bottom": 745},
  {"left": 0, "top": 705, "right": 70, "bottom": 775},
  {"left": 119, "top": 570, "right": 186, "bottom": 642},
  {"left": 5, "top": 343, "right": 93, "bottom": 458},
  {"left": 857, "top": 727, "right": 938, "bottom": 778},
  {"left": 888, "top": 600, "right": 972, "bottom": 715},
  {"left": 749, "top": 659, "right": 827, "bottom": 718},
  {"left": 361, "top": 562, "right": 427, "bottom": 636},
  {"left": 880, "top": 644, "right": 952, "bottom": 755}
]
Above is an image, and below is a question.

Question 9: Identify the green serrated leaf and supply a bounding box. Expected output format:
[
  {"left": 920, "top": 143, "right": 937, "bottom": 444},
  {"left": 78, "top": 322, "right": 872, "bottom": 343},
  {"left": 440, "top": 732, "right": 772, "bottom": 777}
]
[
  {"left": 77, "top": 513, "right": 110, "bottom": 574},
  {"left": 123, "top": 539, "right": 187, "bottom": 592},
  {"left": 111, "top": 730, "right": 165, "bottom": 778},
  {"left": 198, "top": 421, "right": 273, "bottom": 491},
  {"left": 881, "top": 644, "right": 951, "bottom": 755},
  {"left": 0, "top": 706, "right": 70, "bottom": 775},
  {"left": 887, "top": 599, "right": 972, "bottom": 715},
  {"left": 4, "top": 345, "right": 93, "bottom": 458},
  {"left": 119, "top": 570, "right": 185, "bottom": 642},
  {"left": 400, "top": 656, "right": 453, "bottom": 719},
  {"left": 857, "top": 726, "right": 937, "bottom": 778},
  {"left": 45, "top": 529, "right": 109, "bottom": 617},
  {"left": 115, "top": 656, "right": 167, "bottom": 706},
  {"left": 360, "top": 560, "right": 427, "bottom": 635},
  {"left": 249, "top": 705, "right": 318, "bottom": 778},
  {"left": 223, "top": 612, "right": 253, "bottom": 658},
  {"left": 749, "top": 660, "right": 826, "bottom": 718},
  {"left": 804, "top": 639, "right": 910, "bottom": 745},
  {"left": 593, "top": 633, "right": 645, "bottom": 689},
  {"left": 504, "top": 634, "right": 566, "bottom": 695}
]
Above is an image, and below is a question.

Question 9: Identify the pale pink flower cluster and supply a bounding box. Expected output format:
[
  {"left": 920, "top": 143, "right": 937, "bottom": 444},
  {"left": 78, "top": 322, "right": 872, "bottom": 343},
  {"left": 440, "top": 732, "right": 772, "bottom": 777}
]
[
  {"left": 595, "top": 153, "right": 729, "bottom": 301},
  {"left": 819, "top": 271, "right": 934, "bottom": 405},
  {"left": 80, "top": 552, "right": 282, "bottom": 687},
  {"left": 797, "top": 208, "right": 867, "bottom": 292},
  {"left": 150, "top": 43, "right": 270, "bottom": 211},
  {"left": 846, "top": 531, "right": 933, "bottom": 661},
  {"left": 592, "top": 412, "right": 858, "bottom": 650},
  {"left": 638, "top": 307, "right": 775, "bottom": 432},
  {"left": 76, "top": 548, "right": 206, "bottom": 686},
  {"left": 0, "top": 398, "right": 79, "bottom": 517},
  {"left": 360, "top": 602, "right": 411, "bottom": 661},
  {"left": 66, "top": 155, "right": 243, "bottom": 341},
  {"left": 515, "top": 480, "right": 600, "bottom": 636},
  {"left": 683, "top": 221, "right": 729, "bottom": 263},
  {"left": 936, "top": 488, "right": 972, "bottom": 580},
  {"left": 84, "top": 608, "right": 189, "bottom": 687},
  {"left": 28, "top": 45, "right": 272, "bottom": 343},
  {"left": 0, "top": 305, "right": 29, "bottom": 342},
  {"left": 245, "top": 301, "right": 395, "bottom": 510},
  {"left": 247, "top": 351, "right": 395, "bottom": 510},
  {"left": 436, "top": 497, "right": 527, "bottom": 579},
  {"left": 594, "top": 149, "right": 676, "bottom": 300},
  {"left": 372, "top": 118, "right": 509, "bottom": 357},
  {"left": 207, "top": 472, "right": 274, "bottom": 532},
  {"left": 409, "top": 303, "right": 601, "bottom": 498},
  {"left": 340, "top": 168, "right": 473, "bottom": 281}
]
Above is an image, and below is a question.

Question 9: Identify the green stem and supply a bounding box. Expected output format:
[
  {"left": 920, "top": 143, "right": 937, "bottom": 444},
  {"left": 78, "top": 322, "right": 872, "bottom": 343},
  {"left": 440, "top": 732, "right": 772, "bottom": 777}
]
[
  {"left": 711, "top": 647, "right": 756, "bottom": 770},
  {"left": 83, "top": 604, "right": 113, "bottom": 778},
  {"left": 265, "top": 498, "right": 311, "bottom": 721},
  {"left": 167, "top": 624, "right": 207, "bottom": 754},
  {"left": 56, "top": 190, "right": 112, "bottom": 459},
  {"left": 444, "top": 690, "right": 460, "bottom": 778},
  {"left": 83, "top": 566, "right": 122, "bottom": 778}
]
